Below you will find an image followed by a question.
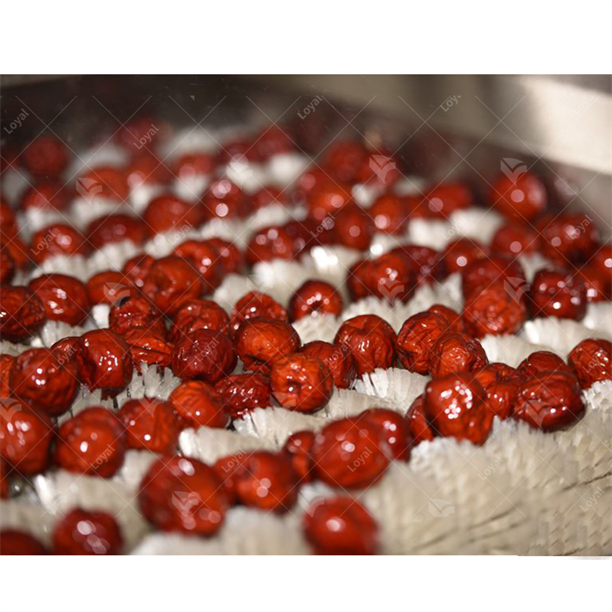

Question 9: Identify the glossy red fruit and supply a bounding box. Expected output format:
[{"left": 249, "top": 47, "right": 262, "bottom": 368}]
[
  {"left": 55, "top": 407, "right": 126, "bottom": 477},
  {"left": 491, "top": 223, "right": 540, "bottom": 257},
  {"left": 270, "top": 353, "right": 333, "bottom": 413},
  {"left": 9, "top": 348, "right": 78, "bottom": 417},
  {"left": 169, "top": 298, "right": 230, "bottom": 343},
  {"left": 123, "top": 326, "right": 174, "bottom": 369},
  {"left": 118, "top": 397, "right": 182, "bottom": 454},
  {"left": 491, "top": 170, "right": 547, "bottom": 222},
  {"left": 574, "top": 265, "right": 611, "bottom": 303},
  {"left": 0, "top": 398, "right": 53, "bottom": 474},
  {"left": 77, "top": 329, "right": 134, "bottom": 397},
  {"left": 251, "top": 186, "right": 287, "bottom": 210},
  {"left": 536, "top": 213, "right": 599, "bottom": 265},
  {"left": 247, "top": 224, "right": 302, "bottom": 265},
  {"left": 203, "top": 237, "right": 244, "bottom": 276},
  {"left": 0, "top": 354, "right": 15, "bottom": 398},
  {"left": 357, "top": 408, "right": 411, "bottom": 461},
  {"left": 428, "top": 304, "right": 464, "bottom": 331},
  {"left": 203, "top": 178, "right": 246, "bottom": 220},
  {"left": 443, "top": 238, "right": 488, "bottom": 275},
  {"left": 86, "top": 271, "right": 135, "bottom": 306},
  {"left": 282, "top": 430, "right": 315, "bottom": 483},
  {"left": 461, "top": 256, "right": 526, "bottom": 301},
  {"left": 143, "top": 195, "right": 204, "bottom": 234},
  {"left": 173, "top": 240, "right": 221, "bottom": 293},
  {"left": 356, "top": 150, "right": 400, "bottom": 188},
  {"left": 78, "top": 167, "right": 129, "bottom": 202},
  {"left": 23, "top": 136, "right": 69, "bottom": 178},
  {"left": 358, "top": 252, "right": 415, "bottom": 304},
  {"left": 591, "top": 244, "right": 612, "bottom": 277},
  {"left": 424, "top": 181, "right": 472, "bottom": 218},
  {"left": 28, "top": 273, "right": 91, "bottom": 326},
  {"left": 473, "top": 363, "right": 522, "bottom": 420},
  {"left": 529, "top": 268, "right": 587, "bottom": 320},
  {"left": 463, "top": 282, "right": 528, "bottom": 338},
  {"left": 333, "top": 204, "right": 373, "bottom": 251},
  {"left": 424, "top": 373, "right": 492, "bottom": 445},
  {"left": 250, "top": 125, "right": 295, "bottom": 161},
  {"left": 369, "top": 193, "right": 410, "bottom": 234},
  {"left": 214, "top": 373, "right": 271, "bottom": 419},
  {"left": 235, "top": 318, "right": 301, "bottom": 373},
  {"left": 567, "top": 339, "right": 611, "bottom": 390},
  {"left": 142, "top": 256, "right": 204, "bottom": 316},
  {"left": 429, "top": 330, "right": 488, "bottom": 378},
  {"left": 127, "top": 153, "right": 173, "bottom": 188},
  {"left": 109, "top": 296, "right": 165, "bottom": 336},
  {"left": 116, "top": 116, "right": 163, "bottom": 151},
  {"left": 121, "top": 253, "right": 154, "bottom": 290},
  {"left": 174, "top": 152, "right": 216, "bottom": 179},
  {"left": 30, "top": 223, "right": 88, "bottom": 264},
  {"left": 139, "top": 455, "right": 228, "bottom": 535},
  {"left": 334, "top": 315, "right": 397, "bottom": 376},
  {"left": 0, "top": 249, "right": 15, "bottom": 286},
  {"left": 52, "top": 508, "right": 123, "bottom": 555},
  {"left": 513, "top": 371, "right": 585, "bottom": 432},
  {"left": 304, "top": 496, "right": 379, "bottom": 555},
  {"left": 406, "top": 394, "right": 434, "bottom": 445},
  {"left": 288, "top": 280, "right": 343, "bottom": 321},
  {"left": 300, "top": 341, "right": 358, "bottom": 390},
  {"left": 312, "top": 416, "right": 392, "bottom": 489},
  {"left": 20, "top": 182, "right": 68, "bottom": 211},
  {"left": 168, "top": 380, "right": 228, "bottom": 428},
  {"left": 0, "top": 530, "right": 47, "bottom": 555},
  {"left": 172, "top": 329, "right": 236, "bottom": 383},
  {"left": 50, "top": 336, "right": 81, "bottom": 372},
  {"left": 87, "top": 213, "right": 149, "bottom": 249},
  {"left": 212, "top": 454, "right": 246, "bottom": 504},
  {"left": 0, "top": 286, "right": 47, "bottom": 343},
  {"left": 390, "top": 244, "right": 445, "bottom": 286},
  {"left": 234, "top": 451, "right": 299, "bottom": 513},
  {"left": 517, "top": 350, "right": 573, "bottom": 378},
  {"left": 397, "top": 312, "right": 450, "bottom": 374},
  {"left": 230, "top": 291, "right": 288, "bottom": 336},
  {"left": 307, "top": 183, "right": 353, "bottom": 222}
]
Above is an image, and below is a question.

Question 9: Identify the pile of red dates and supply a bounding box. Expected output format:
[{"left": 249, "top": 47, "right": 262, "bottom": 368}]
[{"left": 0, "top": 121, "right": 610, "bottom": 556}]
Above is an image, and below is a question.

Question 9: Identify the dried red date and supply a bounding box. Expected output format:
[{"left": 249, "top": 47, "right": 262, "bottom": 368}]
[
  {"left": 142, "top": 256, "right": 204, "bottom": 316},
  {"left": 362, "top": 252, "right": 415, "bottom": 304},
  {"left": 536, "top": 213, "right": 599, "bottom": 265},
  {"left": 214, "top": 373, "right": 271, "bottom": 419},
  {"left": 213, "top": 454, "right": 245, "bottom": 504},
  {"left": 122, "top": 254, "right": 154, "bottom": 289},
  {"left": 0, "top": 286, "right": 47, "bottom": 343},
  {"left": 491, "top": 223, "right": 540, "bottom": 257},
  {"left": 123, "top": 326, "right": 174, "bottom": 369},
  {"left": 78, "top": 167, "right": 129, "bottom": 202},
  {"left": 172, "top": 329, "right": 236, "bottom": 383},
  {"left": 574, "top": 265, "right": 611, "bottom": 303},
  {"left": 55, "top": 407, "right": 126, "bottom": 477},
  {"left": 424, "top": 181, "right": 472, "bottom": 218},
  {"left": 357, "top": 408, "right": 411, "bottom": 461},
  {"left": 428, "top": 304, "right": 464, "bottom": 331},
  {"left": 86, "top": 271, "right": 135, "bottom": 306},
  {"left": 517, "top": 350, "right": 573, "bottom": 378},
  {"left": 406, "top": 394, "right": 434, "bottom": 445},
  {"left": 390, "top": 244, "right": 445, "bottom": 286},
  {"left": 312, "top": 416, "right": 392, "bottom": 489},
  {"left": 461, "top": 256, "right": 526, "bottom": 301},
  {"left": 87, "top": 213, "right": 149, "bottom": 249},
  {"left": 429, "top": 330, "right": 488, "bottom": 378},
  {"left": 230, "top": 291, "right": 288, "bottom": 336},
  {"left": 0, "top": 398, "right": 53, "bottom": 474},
  {"left": 77, "top": 329, "right": 134, "bottom": 397},
  {"left": 270, "top": 353, "right": 333, "bottom": 413},
  {"left": 168, "top": 380, "right": 228, "bottom": 428},
  {"left": 0, "top": 354, "right": 15, "bottom": 397},
  {"left": 203, "top": 237, "right": 244, "bottom": 275},
  {"left": 567, "top": 339, "right": 611, "bottom": 390},
  {"left": 307, "top": 183, "right": 353, "bottom": 222},
  {"left": 443, "top": 238, "right": 488, "bottom": 275},
  {"left": 20, "top": 182, "right": 68, "bottom": 211},
  {"left": 169, "top": 298, "right": 229, "bottom": 343},
  {"left": 0, "top": 530, "right": 47, "bottom": 555},
  {"left": 173, "top": 240, "right": 221, "bottom": 292},
  {"left": 282, "top": 430, "right": 315, "bottom": 483},
  {"left": 300, "top": 340, "right": 358, "bottom": 389},
  {"left": 333, "top": 204, "right": 373, "bottom": 251},
  {"left": 369, "top": 193, "right": 410, "bottom": 234},
  {"left": 139, "top": 455, "right": 228, "bottom": 535},
  {"left": 9, "top": 348, "right": 78, "bottom": 417},
  {"left": 513, "top": 371, "right": 585, "bottom": 432},
  {"left": 28, "top": 273, "right": 91, "bottom": 326},
  {"left": 30, "top": 223, "right": 88, "bottom": 264},
  {"left": 174, "top": 152, "right": 216, "bottom": 178},
  {"left": 303, "top": 496, "right": 378, "bottom": 555},
  {"left": 529, "top": 268, "right": 587, "bottom": 320},
  {"left": 235, "top": 318, "right": 301, "bottom": 373},
  {"left": 491, "top": 170, "right": 547, "bottom": 222},
  {"left": 118, "top": 397, "right": 182, "bottom": 454},
  {"left": 23, "top": 136, "right": 69, "bottom": 178},
  {"left": 234, "top": 451, "right": 299, "bottom": 513},
  {"left": 334, "top": 315, "right": 396, "bottom": 376},
  {"left": 109, "top": 296, "right": 165, "bottom": 336},
  {"left": 473, "top": 363, "right": 522, "bottom": 420},
  {"left": 288, "top": 280, "right": 343, "bottom": 321},
  {"left": 423, "top": 372, "right": 492, "bottom": 445},
  {"left": 52, "top": 508, "right": 123, "bottom": 555},
  {"left": 247, "top": 225, "right": 303, "bottom": 265},
  {"left": 397, "top": 312, "right": 449, "bottom": 374},
  {"left": 591, "top": 244, "right": 612, "bottom": 277},
  {"left": 203, "top": 178, "right": 246, "bottom": 219},
  {"left": 144, "top": 195, "right": 204, "bottom": 234}
]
